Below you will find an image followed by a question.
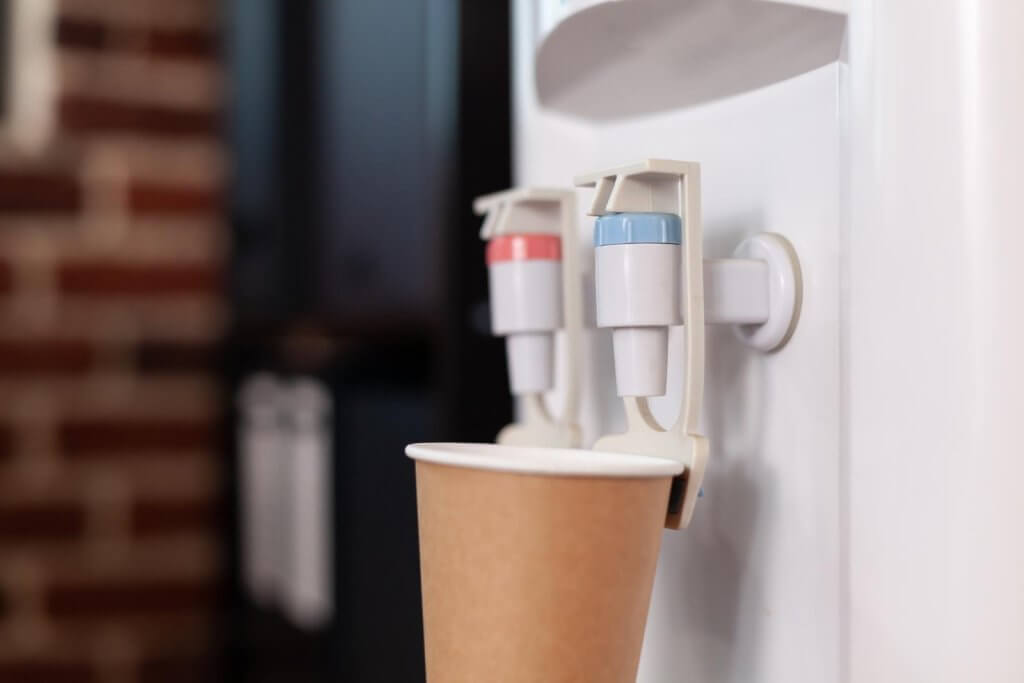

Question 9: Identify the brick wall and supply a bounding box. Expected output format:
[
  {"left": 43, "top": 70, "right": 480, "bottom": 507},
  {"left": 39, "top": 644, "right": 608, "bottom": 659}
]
[{"left": 0, "top": 1, "right": 225, "bottom": 681}]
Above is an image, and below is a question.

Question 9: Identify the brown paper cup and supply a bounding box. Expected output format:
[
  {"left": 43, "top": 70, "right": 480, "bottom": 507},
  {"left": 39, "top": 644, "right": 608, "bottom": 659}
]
[{"left": 406, "top": 442, "right": 682, "bottom": 683}]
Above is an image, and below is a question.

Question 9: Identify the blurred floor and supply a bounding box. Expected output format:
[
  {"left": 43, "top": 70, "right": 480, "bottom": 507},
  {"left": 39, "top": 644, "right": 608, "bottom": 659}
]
[{"left": 0, "top": 0, "right": 225, "bottom": 681}]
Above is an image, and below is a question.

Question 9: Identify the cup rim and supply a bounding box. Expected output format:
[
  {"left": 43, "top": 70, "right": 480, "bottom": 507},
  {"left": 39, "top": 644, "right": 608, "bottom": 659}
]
[{"left": 405, "top": 442, "right": 684, "bottom": 478}]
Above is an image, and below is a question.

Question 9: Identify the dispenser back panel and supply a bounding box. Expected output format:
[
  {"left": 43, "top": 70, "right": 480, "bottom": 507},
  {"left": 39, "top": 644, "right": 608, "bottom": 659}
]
[{"left": 514, "top": 2, "right": 842, "bottom": 681}]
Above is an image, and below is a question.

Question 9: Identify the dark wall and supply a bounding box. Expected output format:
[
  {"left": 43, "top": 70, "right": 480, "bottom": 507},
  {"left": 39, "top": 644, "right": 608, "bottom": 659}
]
[
  {"left": 224, "top": 1, "right": 513, "bottom": 681},
  {"left": 443, "top": 1, "right": 515, "bottom": 441}
]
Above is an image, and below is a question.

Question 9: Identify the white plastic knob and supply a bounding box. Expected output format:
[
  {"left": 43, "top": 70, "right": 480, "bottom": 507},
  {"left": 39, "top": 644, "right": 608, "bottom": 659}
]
[{"left": 488, "top": 260, "right": 563, "bottom": 334}]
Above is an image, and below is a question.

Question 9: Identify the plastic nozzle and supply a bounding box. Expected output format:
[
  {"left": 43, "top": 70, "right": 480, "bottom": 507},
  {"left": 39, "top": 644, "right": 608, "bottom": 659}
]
[
  {"left": 612, "top": 327, "right": 668, "bottom": 397},
  {"left": 506, "top": 332, "right": 555, "bottom": 395}
]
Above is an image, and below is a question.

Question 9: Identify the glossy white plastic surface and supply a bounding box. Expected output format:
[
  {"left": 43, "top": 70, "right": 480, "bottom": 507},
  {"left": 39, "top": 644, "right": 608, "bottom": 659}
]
[
  {"left": 701, "top": 259, "right": 769, "bottom": 325},
  {"left": 534, "top": 0, "right": 845, "bottom": 120},
  {"left": 611, "top": 327, "right": 668, "bottom": 397},
  {"left": 516, "top": 0, "right": 1024, "bottom": 679},
  {"left": 596, "top": 242, "right": 680, "bottom": 397},
  {"left": 488, "top": 259, "right": 562, "bottom": 335},
  {"left": 595, "top": 239, "right": 800, "bottom": 353},
  {"left": 846, "top": 1, "right": 1024, "bottom": 681},
  {"left": 515, "top": 0, "right": 842, "bottom": 673},
  {"left": 731, "top": 233, "right": 801, "bottom": 351},
  {"left": 596, "top": 243, "right": 681, "bottom": 329}
]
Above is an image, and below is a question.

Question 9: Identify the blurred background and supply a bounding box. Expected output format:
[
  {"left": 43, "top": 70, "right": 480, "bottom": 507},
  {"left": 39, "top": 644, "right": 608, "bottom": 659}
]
[{"left": 0, "top": 0, "right": 510, "bottom": 680}]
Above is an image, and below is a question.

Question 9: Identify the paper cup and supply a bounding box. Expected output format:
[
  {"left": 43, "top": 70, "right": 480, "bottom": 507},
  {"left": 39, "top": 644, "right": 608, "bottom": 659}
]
[{"left": 406, "top": 442, "right": 682, "bottom": 683}]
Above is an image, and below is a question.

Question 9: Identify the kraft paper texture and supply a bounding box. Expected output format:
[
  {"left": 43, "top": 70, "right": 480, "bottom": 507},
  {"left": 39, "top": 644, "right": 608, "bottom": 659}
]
[{"left": 416, "top": 461, "right": 671, "bottom": 683}]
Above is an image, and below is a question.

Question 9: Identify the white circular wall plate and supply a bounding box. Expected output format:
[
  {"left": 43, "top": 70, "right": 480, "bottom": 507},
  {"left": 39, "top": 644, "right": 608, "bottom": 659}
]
[{"left": 732, "top": 233, "right": 802, "bottom": 352}]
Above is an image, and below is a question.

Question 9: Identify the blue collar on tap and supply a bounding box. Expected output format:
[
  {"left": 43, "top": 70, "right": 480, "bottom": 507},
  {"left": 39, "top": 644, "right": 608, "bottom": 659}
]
[{"left": 593, "top": 212, "right": 682, "bottom": 247}]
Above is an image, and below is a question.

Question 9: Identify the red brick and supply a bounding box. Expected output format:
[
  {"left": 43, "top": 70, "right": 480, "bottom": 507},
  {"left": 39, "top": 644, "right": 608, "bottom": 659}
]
[
  {"left": 128, "top": 182, "right": 221, "bottom": 215},
  {"left": 54, "top": 16, "right": 106, "bottom": 51},
  {"left": 0, "top": 424, "right": 13, "bottom": 462},
  {"left": 45, "top": 577, "right": 216, "bottom": 619},
  {"left": 0, "top": 658, "right": 97, "bottom": 683},
  {"left": 0, "top": 170, "right": 81, "bottom": 212},
  {"left": 138, "top": 648, "right": 217, "bottom": 683},
  {"left": 59, "top": 418, "right": 218, "bottom": 457},
  {"left": 23, "top": 6, "right": 226, "bottom": 673},
  {"left": 56, "top": 17, "right": 218, "bottom": 60},
  {"left": 131, "top": 499, "right": 216, "bottom": 537},
  {"left": 147, "top": 28, "right": 219, "bottom": 60},
  {"left": 57, "top": 263, "right": 222, "bottom": 296},
  {"left": 0, "top": 338, "right": 94, "bottom": 375},
  {"left": 137, "top": 340, "right": 219, "bottom": 374},
  {"left": 0, "top": 500, "right": 87, "bottom": 543},
  {"left": 59, "top": 95, "right": 218, "bottom": 137}
]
